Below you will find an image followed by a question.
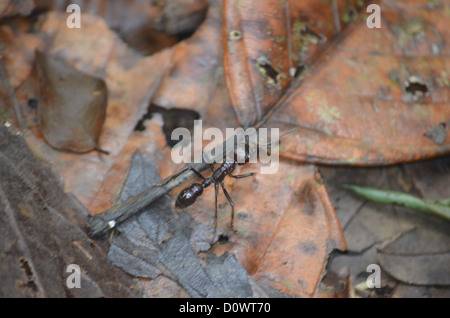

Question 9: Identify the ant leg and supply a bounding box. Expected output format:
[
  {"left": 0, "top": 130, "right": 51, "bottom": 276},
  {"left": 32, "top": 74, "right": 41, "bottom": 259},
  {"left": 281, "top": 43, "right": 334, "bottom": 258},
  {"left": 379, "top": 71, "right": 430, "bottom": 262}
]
[
  {"left": 208, "top": 163, "right": 216, "bottom": 172},
  {"left": 214, "top": 182, "right": 219, "bottom": 237},
  {"left": 231, "top": 172, "right": 255, "bottom": 179},
  {"left": 188, "top": 167, "right": 207, "bottom": 181},
  {"left": 220, "top": 182, "right": 235, "bottom": 231}
]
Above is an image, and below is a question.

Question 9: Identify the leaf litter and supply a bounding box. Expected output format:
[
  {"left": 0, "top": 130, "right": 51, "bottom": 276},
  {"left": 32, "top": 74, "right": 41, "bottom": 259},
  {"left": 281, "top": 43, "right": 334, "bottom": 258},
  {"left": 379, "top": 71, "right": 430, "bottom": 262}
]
[
  {"left": 0, "top": 125, "right": 141, "bottom": 297},
  {"left": 1, "top": 0, "right": 449, "bottom": 298},
  {"left": 321, "top": 157, "right": 450, "bottom": 297}
]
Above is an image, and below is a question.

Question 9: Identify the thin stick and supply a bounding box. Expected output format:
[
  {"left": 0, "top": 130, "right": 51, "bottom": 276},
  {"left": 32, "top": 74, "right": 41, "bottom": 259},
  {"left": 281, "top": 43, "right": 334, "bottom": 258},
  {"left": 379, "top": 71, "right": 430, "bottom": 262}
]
[{"left": 87, "top": 161, "right": 209, "bottom": 238}]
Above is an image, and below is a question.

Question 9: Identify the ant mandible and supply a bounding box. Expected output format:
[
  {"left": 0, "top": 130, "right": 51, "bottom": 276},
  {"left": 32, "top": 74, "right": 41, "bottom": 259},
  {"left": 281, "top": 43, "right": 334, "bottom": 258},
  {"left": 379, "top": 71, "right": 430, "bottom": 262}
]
[{"left": 174, "top": 137, "right": 255, "bottom": 235}]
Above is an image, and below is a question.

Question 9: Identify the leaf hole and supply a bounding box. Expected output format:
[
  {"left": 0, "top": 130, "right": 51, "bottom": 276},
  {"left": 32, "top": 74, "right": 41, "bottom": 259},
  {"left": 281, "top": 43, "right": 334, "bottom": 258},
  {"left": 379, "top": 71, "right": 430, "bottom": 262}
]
[
  {"left": 404, "top": 76, "right": 429, "bottom": 98},
  {"left": 256, "top": 58, "right": 279, "bottom": 85},
  {"left": 290, "top": 63, "right": 305, "bottom": 78},
  {"left": 300, "top": 24, "right": 322, "bottom": 40}
]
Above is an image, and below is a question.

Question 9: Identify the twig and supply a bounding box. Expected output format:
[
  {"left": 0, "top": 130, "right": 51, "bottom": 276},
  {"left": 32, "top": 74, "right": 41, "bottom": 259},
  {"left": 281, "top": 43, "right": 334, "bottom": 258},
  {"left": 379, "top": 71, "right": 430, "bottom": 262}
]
[{"left": 87, "top": 161, "right": 210, "bottom": 238}]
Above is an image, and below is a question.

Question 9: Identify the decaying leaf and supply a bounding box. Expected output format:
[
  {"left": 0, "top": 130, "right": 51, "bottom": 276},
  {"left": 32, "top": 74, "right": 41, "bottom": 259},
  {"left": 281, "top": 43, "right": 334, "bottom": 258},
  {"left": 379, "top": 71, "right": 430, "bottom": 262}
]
[
  {"left": 379, "top": 224, "right": 450, "bottom": 286},
  {"left": 263, "top": 1, "right": 450, "bottom": 165},
  {"left": 321, "top": 160, "right": 450, "bottom": 296},
  {"left": 223, "top": 0, "right": 292, "bottom": 127},
  {"left": 150, "top": 0, "right": 223, "bottom": 115},
  {"left": 424, "top": 122, "right": 447, "bottom": 146},
  {"left": 0, "top": 125, "right": 141, "bottom": 297},
  {"left": 36, "top": 51, "right": 108, "bottom": 153},
  {"left": 190, "top": 160, "right": 346, "bottom": 297},
  {"left": 223, "top": 0, "right": 367, "bottom": 128}
]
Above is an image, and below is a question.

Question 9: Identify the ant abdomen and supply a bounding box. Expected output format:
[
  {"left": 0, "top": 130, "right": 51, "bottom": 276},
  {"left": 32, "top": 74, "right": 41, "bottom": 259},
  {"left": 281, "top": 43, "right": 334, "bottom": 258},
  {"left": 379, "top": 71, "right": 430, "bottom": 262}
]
[{"left": 175, "top": 183, "right": 203, "bottom": 210}]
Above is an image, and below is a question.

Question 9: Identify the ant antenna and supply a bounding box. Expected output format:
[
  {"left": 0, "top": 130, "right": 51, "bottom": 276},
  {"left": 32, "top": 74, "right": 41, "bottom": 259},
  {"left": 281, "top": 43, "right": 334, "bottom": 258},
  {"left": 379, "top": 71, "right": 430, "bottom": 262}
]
[{"left": 249, "top": 127, "right": 299, "bottom": 153}]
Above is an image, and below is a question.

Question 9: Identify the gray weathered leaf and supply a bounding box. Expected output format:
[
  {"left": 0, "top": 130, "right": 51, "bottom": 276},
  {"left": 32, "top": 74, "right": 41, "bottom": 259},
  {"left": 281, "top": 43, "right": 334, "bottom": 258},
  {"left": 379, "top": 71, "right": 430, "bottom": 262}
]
[
  {"left": 0, "top": 125, "right": 141, "bottom": 297},
  {"left": 379, "top": 225, "right": 450, "bottom": 286}
]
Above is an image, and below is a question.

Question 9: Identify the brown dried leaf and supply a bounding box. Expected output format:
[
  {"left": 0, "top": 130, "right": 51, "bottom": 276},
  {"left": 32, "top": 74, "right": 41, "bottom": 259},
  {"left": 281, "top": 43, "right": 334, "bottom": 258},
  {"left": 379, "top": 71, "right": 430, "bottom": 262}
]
[
  {"left": 264, "top": 1, "right": 450, "bottom": 165},
  {"left": 151, "top": 0, "right": 223, "bottom": 115},
  {"left": 222, "top": 0, "right": 366, "bottom": 127},
  {"left": 0, "top": 25, "right": 42, "bottom": 89},
  {"left": 36, "top": 51, "right": 108, "bottom": 152}
]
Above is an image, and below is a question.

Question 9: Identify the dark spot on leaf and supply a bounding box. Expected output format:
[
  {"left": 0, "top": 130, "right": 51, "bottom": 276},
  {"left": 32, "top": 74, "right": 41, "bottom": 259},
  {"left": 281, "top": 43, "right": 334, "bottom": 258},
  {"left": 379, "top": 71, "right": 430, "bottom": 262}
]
[
  {"left": 134, "top": 114, "right": 152, "bottom": 132},
  {"left": 299, "top": 24, "right": 322, "bottom": 40},
  {"left": 424, "top": 122, "right": 447, "bottom": 145},
  {"left": 27, "top": 98, "right": 38, "bottom": 109},
  {"left": 299, "top": 241, "right": 317, "bottom": 255},
  {"left": 434, "top": 157, "right": 450, "bottom": 173},
  {"left": 237, "top": 212, "right": 249, "bottom": 220},
  {"left": 342, "top": 6, "right": 357, "bottom": 24},
  {"left": 294, "top": 182, "right": 317, "bottom": 216},
  {"left": 356, "top": 0, "right": 367, "bottom": 8},
  {"left": 229, "top": 30, "right": 242, "bottom": 40},
  {"left": 292, "top": 63, "right": 305, "bottom": 78},
  {"left": 256, "top": 58, "right": 279, "bottom": 84},
  {"left": 176, "top": 27, "right": 202, "bottom": 42},
  {"left": 388, "top": 70, "right": 401, "bottom": 84},
  {"left": 19, "top": 258, "right": 38, "bottom": 292},
  {"left": 33, "top": 191, "right": 48, "bottom": 210},
  {"left": 19, "top": 258, "right": 33, "bottom": 278}
]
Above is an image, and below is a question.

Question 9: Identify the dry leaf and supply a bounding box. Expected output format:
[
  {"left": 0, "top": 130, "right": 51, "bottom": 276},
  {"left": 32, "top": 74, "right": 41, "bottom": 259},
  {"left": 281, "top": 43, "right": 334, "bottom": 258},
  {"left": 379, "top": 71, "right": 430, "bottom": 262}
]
[
  {"left": 36, "top": 51, "right": 108, "bottom": 152},
  {"left": 0, "top": 125, "right": 141, "bottom": 297}
]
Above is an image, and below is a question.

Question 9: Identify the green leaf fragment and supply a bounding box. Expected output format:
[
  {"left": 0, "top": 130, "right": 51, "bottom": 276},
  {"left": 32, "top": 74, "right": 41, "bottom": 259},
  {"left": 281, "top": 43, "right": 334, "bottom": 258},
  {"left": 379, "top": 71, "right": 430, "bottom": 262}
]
[{"left": 343, "top": 184, "right": 450, "bottom": 221}]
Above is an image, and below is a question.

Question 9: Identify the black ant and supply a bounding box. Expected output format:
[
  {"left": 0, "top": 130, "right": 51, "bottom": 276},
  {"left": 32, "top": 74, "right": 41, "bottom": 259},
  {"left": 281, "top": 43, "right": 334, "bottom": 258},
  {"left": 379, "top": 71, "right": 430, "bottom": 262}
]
[{"left": 174, "top": 138, "right": 255, "bottom": 235}]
